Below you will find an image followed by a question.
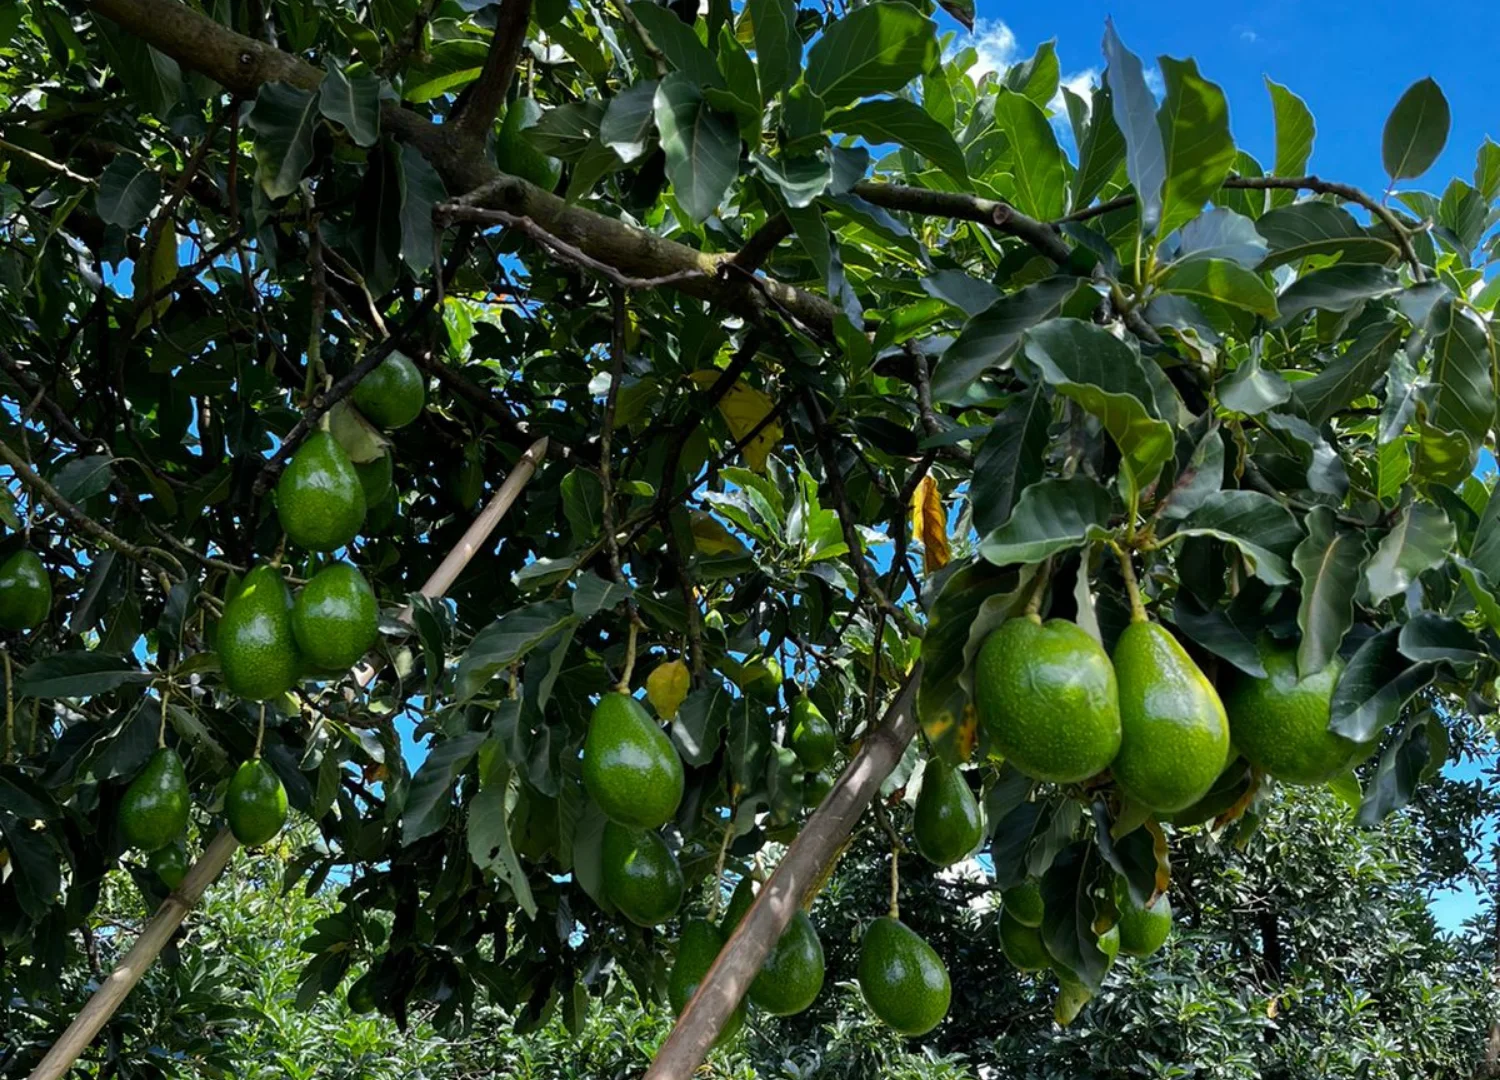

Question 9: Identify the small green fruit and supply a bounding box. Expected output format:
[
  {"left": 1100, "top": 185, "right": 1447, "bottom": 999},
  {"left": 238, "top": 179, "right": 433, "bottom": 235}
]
[
  {"left": 789, "top": 696, "right": 835, "bottom": 769},
  {"left": 292, "top": 563, "right": 378, "bottom": 671},
  {"left": 352, "top": 352, "right": 425, "bottom": 430},
  {"left": 583, "top": 692, "right": 684, "bottom": 830},
  {"left": 803, "top": 770, "right": 835, "bottom": 807},
  {"left": 225, "top": 758, "right": 288, "bottom": 846},
  {"left": 119, "top": 747, "right": 190, "bottom": 851},
  {"left": 668, "top": 919, "right": 745, "bottom": 1045},
  {"left": 913, "top": 758, "right": 983, "bottom": 866},
  {"left": 858, "top": 916, "right": 951, "bottom": 1036},
  {"left": 1113, "top": 876, "right": 1172, "bottom": 957},
  {"left": 149, "top": 841, "right": 190, "bottom": 889},
  {"left": 354, "top": 452, "right": 394, "bottom": 506},
  {"left": 276, "top": 430, "right": 366, "bottom": 552},
  {"left": 0, "top": 550, "right": 51, "bottom": 630},
  {"left": 999, "top": 910, "right": 1050, "bottom": 971},
  {"left": 346, "top": 971, "right": 378, "bottom": 1014},
  {"left": 218, "top": 565, "right": 301, "bottom": 701},
  {"left": 1002, "top": 879, "right": 1045, "bottom": 928},
  {"left": 600, "top": 821, "right": 683, "bottom": 927},
  {"left": 748, "top": 908, "right": 824, "bottom": 1016},
  {"left": 740, "top": 657, "right": 782, "bottom": 702}
]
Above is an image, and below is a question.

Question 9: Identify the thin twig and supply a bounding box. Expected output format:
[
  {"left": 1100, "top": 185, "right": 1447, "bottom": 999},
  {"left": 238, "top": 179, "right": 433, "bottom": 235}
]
[
  {"left": 611, "top": 0, "right": 668, "bottom": 75},
  {"left": 375, "top": 0, "right": 443, "bottom": 77},
  {"left": 602, "top": 288, "right": 644, "bottom": 690},
  {"left": 0, "top": 137, "right": 93, "bottom": 183}
]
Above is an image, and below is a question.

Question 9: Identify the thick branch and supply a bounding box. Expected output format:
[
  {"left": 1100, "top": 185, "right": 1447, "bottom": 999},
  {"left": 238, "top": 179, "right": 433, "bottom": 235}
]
[
  {"left": 449, "top": 0, "right": 532, "bottom": 146},
  {"left": 731, "top": 213, "right": 793, "bottom": 274}
]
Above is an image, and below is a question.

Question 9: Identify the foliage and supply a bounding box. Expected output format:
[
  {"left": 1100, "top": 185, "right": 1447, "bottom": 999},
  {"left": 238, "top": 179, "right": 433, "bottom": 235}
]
[{"left": 0, "top": 0, "right": 1499, "bottom": 1070}]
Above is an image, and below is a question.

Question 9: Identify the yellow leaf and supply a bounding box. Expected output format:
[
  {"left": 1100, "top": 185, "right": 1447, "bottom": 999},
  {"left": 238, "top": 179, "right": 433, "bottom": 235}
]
[
  {"left": 132, "top": 225, "right": 178, "bottom": 334},
  {"left": 689, "top": 510, "right": 747, "bottom": 556},
  {"left": 690, "top": 372, "right": 781, "bottom": 474},
  {"left": 909, "top": 475, "right": 951, "bottom": 575},
  {"left": 646, "top": 659, "right": 691, "bottom": 719}
]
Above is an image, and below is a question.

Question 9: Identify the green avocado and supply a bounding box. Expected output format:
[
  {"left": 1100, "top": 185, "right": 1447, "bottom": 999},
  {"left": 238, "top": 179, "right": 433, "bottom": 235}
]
[
  {"left": 582, "top": 692, "right": 684, "bottom": 830},
  {"left": 721, "top": 875, "right": 755, "bottom": 930},
  {"left": 354, "top": 451, "right": 393, "bottom": 506},
  {"left": 496, "top": 98, "right": 562, "bottom": 191},
  {"left": 803, "top": 770, "right": 835, "bottom": 808},
  {"left": 225, "top": 758, "right": 289, "bottom": 846},
  {"left": 1002, "top": 878, "right": 1045, "bottom": 928},
  {"left": 668, "top": 919, "right": 745, "bottom": 1045},
  {"left": 1111, "top": 620, "right": 1231, "bottom": 813},
  {"left": 789, "top": 696, "right": 835, "bottom": 770},
  {"left": 739, "top": 656, "right": 782, "bottom": 702},
  {"left": 721, "top": 877, "right": 826, "bottom": 1016},
  {"left": 218, "top": 565, "right": 302, "bottom": 701},
  {"left": 1223, "top": 644, "right": 1374, "bottom": 784},
  {"left": 292, "top": 562, "right": 378, "bottom": 671},
  {"left": 858, "top": 916, "right": 952, "bottom": 1036},
  {"left": 913, "top": 757, "right": 983, "bottom": 866},
  {"left": 352, "top": 352, "right": 425, "bottom": 430},
  {"left": 119, "top": 747, "right": 190, "bottom": 851},
  {"left": 0, "top": 550, "right": 51, "bottom": 630},
  {"left": 974, "top": 616, "right": 1122, "bottom": 783},
  {"left": 999, "top": 909, "right": 1050, "bottom": 971},
  {"left": 600, "top": 821, "right": 684, "bottom": 927},
  {"left": 148, "top": 840, "right": 190, "bottom": 889},
  {"left": 276, "top": 430, "right": 366, "bottom": 553},
  {"left": 346, "top": 971, "right": 378, "bottom": 1014},
  {"left": 1113, "top": 875, "right": 1172, "bottom": 957}
]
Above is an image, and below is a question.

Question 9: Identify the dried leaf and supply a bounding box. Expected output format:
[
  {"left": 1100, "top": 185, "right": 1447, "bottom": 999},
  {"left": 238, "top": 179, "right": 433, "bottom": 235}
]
[
  {"left": 692, "top": 371, "right": 782, "bottom": 473},
  {"left": 910, "top": 474, "right": 951, "bottom": 574}
]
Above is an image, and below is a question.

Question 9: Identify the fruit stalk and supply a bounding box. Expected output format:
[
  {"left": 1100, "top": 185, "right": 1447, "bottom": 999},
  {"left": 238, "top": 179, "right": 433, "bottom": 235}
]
[{"left": 1114, "top": 543, "right": 1147, "bottom": 623}]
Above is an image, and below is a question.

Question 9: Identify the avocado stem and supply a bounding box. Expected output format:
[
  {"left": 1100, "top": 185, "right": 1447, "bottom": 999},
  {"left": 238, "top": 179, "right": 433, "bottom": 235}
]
[
  {"left": 2, "top": 648, "right": 12, "bottom": 763},
  {"left": 888, "top": 844, "right": 900, "bottom": 920},
  {"left": 1114, "top": 545, "right": 1147, "bottom": 623},
  {"left": 616, "top": 618, "right": 640, "bottom": 693},
  {"left": 708, "top": 812, "right": 735, "bottom": 922},
  {"left": 1021, "top": 557, "right": 1052, "bottom": 619},
  {"left": 254, "top": 703, "right": 265, "bottom": 758}
]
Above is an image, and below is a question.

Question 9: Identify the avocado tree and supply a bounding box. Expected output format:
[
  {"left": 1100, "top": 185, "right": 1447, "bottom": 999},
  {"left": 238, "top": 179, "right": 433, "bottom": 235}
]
[{"left": 0, "top": 0, "right": 1498, "bottom": 1075}]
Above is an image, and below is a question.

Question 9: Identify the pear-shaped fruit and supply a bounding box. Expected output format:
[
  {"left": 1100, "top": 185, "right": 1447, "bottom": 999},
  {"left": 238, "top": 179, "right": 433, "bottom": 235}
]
[
  {"left": 789, "top": 696, "right": 835, "bottom": 769},
  {"left": 292, "top": 563, "right": 378, "bottom": 671},
  {"left": 668, "top": 919, "right": 746, "bottom": 1045},
  {"left": 1111, "top": 621, "right": 1231, "bottom": 813},
  {"left": 601, "top": 821, "right": 683, "bottom": 926},
  {"left": 722, "top": 875, "right": 755, "bottom": 930},
  {"left": 346, "top": 971, "right": 377, "bottom": 1014},
  {"left": 858, "top": 916, "right": 951, "bottom": 1036},
  {"left": 218, "top": 565, "right": 301, "bottom": 701},
  {"left": 1002, "top": 878, "right": 1045, "bottom": 928},
  {"left": 276, "top": 430, "right": 366, "bottom": 552},
  {"left": 582, "top": 692, "right": 684, "bottom": 829},
  {"left": 721, "top": 878, "right": 826, "bottom": 1016},
  {"left": 913, "top": 758, "right": 983, "bottom": 866},
  {"left": 0, "top": 550, "right": 51, "bottom": 630},
  {"left": 999, "top": 909, "right": 1050, "bottom": 971},
  {"left": 225, "top": 758, "right": 288, "bottom": 846},
  {"left": 352, "top": 352, "right": 425, "bottom": 430},
  {"left": 149, "top": 840, "right": 190, "bottom": 889},
  {"left": 496, "top": 99, "right": 562, "bottom": 191},
  {"left": 354, "top": 452, "right": 393, "bottom": 505},
  {"left": 803, "top": 770, "right": 835, "bottom": 807},
  {"left": 974, "top": 616, "right": 1122, "bottom": 783},
  {"left": 119, "top": 747, "right": 190, "bottom": 851},
  {"left": 1223, "top": 645, "right": 1373, "bottom": 784},
  {"left": 1113, "top": 876, "right": 1172, "bottom": 957},
  {"left": 739, "top": 656, "right": 782, "bottom": 702}
]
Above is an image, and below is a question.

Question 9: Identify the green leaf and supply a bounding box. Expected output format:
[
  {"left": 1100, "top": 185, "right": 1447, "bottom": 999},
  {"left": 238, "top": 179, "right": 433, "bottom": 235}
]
[
  {"left": 1171, "top": 490, "right": 1302, "bottom": 585},
  {"left": 318, "top": 62, "right": 380, "bottom": 147},
  {"left": 1476, "top": 137, "right": 1500, "bottom": 202},
  {"left": 1003, "top": 39, "right": 1059, "bottom": 108},
  {"left": 1265, "top": 78, "right": 1314, "bottom": 209},
  {"left": 1381, "top": 77, "right": 1450, "bottom": 182},
  {"left": 1102, "top": 19, "right": 1164, "bottom": 233},
  {"left": 0, "top": 812, "right": 60, "bottom": 920},
  {"left": 1470, "top": 484, "right": 1500, "bottom": 583},
  {"left": 560, "top": 467, "right": 603, "bottom": 544},
  {"left": 1255, "top": 202, "right": 1400, "bottom": 271},
  {"left": 51, "top": 454, "right": 115, "bottom": 503},
  {"left": 1070, "top": 84, "right": 1126, "bottom": 210},
  {"left": 1293, "top": 506, "right": 1368, "bottom": 677},
  {"left": 17, "top": 652, "right": 151, "bottom": 698},
  {"left": 831, "top": 98, "right": 967, "bottom": 185},
  {"left": 95, "top": 20, "right": 181, "bottom": 116},
  {"left": 1041, "top": 842, "right": 1110, "bottom": 992},
  {"left": 671, "top": 683, "right": 731, "bottom": 766},
  {"left": 395, "top": 143, "right": 446, "bottom": 274},
  {"left": 1157, "top": 428, "right": 1225, "bottom": 522},
  {"left": 1290, "top": 317, "right": 1404, "bottom": 426},
  {"left": 1458, "top": 557, "right": 1500, "bottom": 633},
  {"left": 979, "top": 476, "right": 1113, "bottom": 567},
  {"left": 1173, "top": 208, "right": 1268, "bottom": 269},
  {"left": 750, "top": 150, "right": 830, "bottom": 209},
  {"left": 401, "top": 730, "right": 485, "bottom": 845},
  {"left": 1356, "top": 715, "right": 1434, "bottom": 826},
  {"left": 1157, "top": 258, "right": 1278, "bottom": 319},
  {"left": 1330, "top": 627, "right": 1434, "bottom": 742},
  {"left": 1172, "top": 594, "right": 1268, "bottom": 677},
  {"left": 527, "top": 100, "right": 602, "bottom": 162},
  {"left": 96, "top": 158, "right": 161, "bottom": 229},
  {"left": 454, "top": 601, "right": 580, "bottom": 702},
  {"left": 1216, "top": 353, "right": 1290, "bottom": 415},
  {"left": 1364, "top": 502, "right": 1455, "bottom": 604},
  {"left": 745, "top": 0, "right": 799, "bottom": 96},
  {"left": 628, "top": 3, "right": 723, "bottom": 88},
  {"left": 653, "top": 73, "right": 740, "bottom": 223},
  {"left": 1426, "top": 298, "right": 1496, "bottom": 450},
  {"left": 1155, "top": 55, "right": 1235, "bottom": 240},
  {"left": 933, "top": 277, "right": 1081, "bottom": 403},
  {"left": 971, "top": 385, "right": 1050, "bottom": 537},
  {"left": 1276, "top": 264, "right": 1402, "bottom": 324},
  {"left": 571, "top": 572, "right": 631, "bottom": 618},
  {"left": 1020, "top": 319, "right": 1174, "bottom": 507},
  {"left": 992, "top": 89, "right": 1066, "bottom": 220},
  {"left": 247, "top": 81, "right": 321, "bottom": 200},
  {"left": 1263, "top": 412, "right": 1349, "bottom": 498},
  {"left": 804, "top": 1, "right": 938, "bottom": 109},
  {"left": 599, "top": 79, "right": 658, "bottom": 164},
  {"left": 468, "top": 757, "right": 537, "bottom": 917},
  {"left": 1398, "top": 612, "right": 1485, "bottom": 665}
]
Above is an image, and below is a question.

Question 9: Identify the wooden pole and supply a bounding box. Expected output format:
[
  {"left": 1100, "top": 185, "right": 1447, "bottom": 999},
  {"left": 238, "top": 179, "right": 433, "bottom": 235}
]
[
  {"left": 643, "top": 665, "right": 921, "bottom": 1080},
  {"left": 27, "top": 438, "right": 548, "bottom": 1080}
]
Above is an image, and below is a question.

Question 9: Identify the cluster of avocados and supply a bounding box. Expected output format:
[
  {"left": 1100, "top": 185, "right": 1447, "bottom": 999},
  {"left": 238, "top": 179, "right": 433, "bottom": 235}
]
[{"left": 114, "top": 352, "right": 425, "bottom": 877}]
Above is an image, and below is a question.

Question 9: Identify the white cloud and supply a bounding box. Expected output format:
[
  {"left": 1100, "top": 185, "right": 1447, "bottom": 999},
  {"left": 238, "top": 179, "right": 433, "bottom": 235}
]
[
  {"left": 964, "top": 18, "right": 1019, "bottom": 81},
  {"left": 1049, "top": 67, "right": 1101, "bottom": 113},
  {"left": 1236, "top": 24, "right": 1258, "bottom": 43}
]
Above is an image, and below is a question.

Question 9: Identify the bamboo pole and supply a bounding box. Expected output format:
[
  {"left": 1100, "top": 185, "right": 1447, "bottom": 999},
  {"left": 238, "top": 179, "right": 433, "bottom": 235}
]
[{"left": 27, "top": 438, "right": 548, "bottom": 1080}]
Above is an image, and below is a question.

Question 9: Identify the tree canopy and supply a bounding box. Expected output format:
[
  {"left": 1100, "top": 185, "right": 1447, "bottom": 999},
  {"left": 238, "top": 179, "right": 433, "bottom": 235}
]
[{"left": 0, "top": 0, "right": 1498, "bottom": 1074}]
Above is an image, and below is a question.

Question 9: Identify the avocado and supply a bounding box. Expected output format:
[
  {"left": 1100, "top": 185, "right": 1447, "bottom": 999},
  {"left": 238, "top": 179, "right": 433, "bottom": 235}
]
[
  {"left": 346, "top": 971, "right": 377, "bottom": 1014},
  {"left": 739, "top": 656, "right": 782, "bottom": 702},
  {"left": 218, "top": 565, "right": 302, "bottom": 701},
  {"left": 789, "top": 696, "right": 835, "bottom": 769},
  {"left": 225, "top": 758, "right": 288, "bottom": 846},
  {"left": 1223, "top": 644, "right": 1374, "bottom": 784},
  {"left": 913, "top": 757, "right": 983, "bottom": 866},
  {"left": 721, "top": 875, "right": 755, "bottom": 930},
  {"left": 291, "top": 562, "right": 378, "bottom": 671},
  {"left": 1112, "top": 620, "right": 1231, "bottom": 813},
  {"left": 1113, "top": 875, "right": 1172, "bottom": 957},
  {"left": 857, "top": 916, "right": 951, "bottom": 1036},
  {"left": 668, "top": 919, "right": 745, "bottom": 1044},
  {"left": 1054, "top": 972, "right": 1094, "bottom": 1026},
  {"left": 354, "top": 452, "right": 393, "bottom": 505},
  {"left": 582, "top": 692, "right": 684, "bottom": 830},
  {"left": 999, "top": 909, "right": 1050, "bottom": 971},
  {"left": 148, "top": 840, "right": 190, "bottom": 889},
  {"left": 720, "top": 877, "right": 825, "bottom": 1015},
  {"left": 803, "top": 770, "right": 835, "bottom": 808},
  {"left": 119, "top": 747, "right": 190, "bottom": 851},
  {"left": 496, "top": 98, "right": 562, "bottom": 191},
  {"left": 1002, "top": 878, "right": 1045, "bottom": 928},
  {"left": 974, "top": 616, "right": 1122, "bottom": 783},
  {"left": 352, "top": 352, "right": 425, "bottom": 430},
  {"left": 0, "top": 550, "right": 51, "bottom": 630},
  {"left": 276, "top": 430, "right": 366, "bottom": 552},
  {"left": 600, "top": 821, "right": 684, "bottom": 927}
]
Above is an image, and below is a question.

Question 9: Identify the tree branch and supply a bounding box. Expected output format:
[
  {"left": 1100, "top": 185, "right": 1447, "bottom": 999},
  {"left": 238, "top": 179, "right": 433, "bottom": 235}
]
[
  {"left": 731, "top": 213, "right": 792, "bottom": 274},
  {"left": 853, "top": 180, "right": 1074, "bottom": 265},
  {"left": 449, "top": 0, "right": 533, "bottom": 146}
]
